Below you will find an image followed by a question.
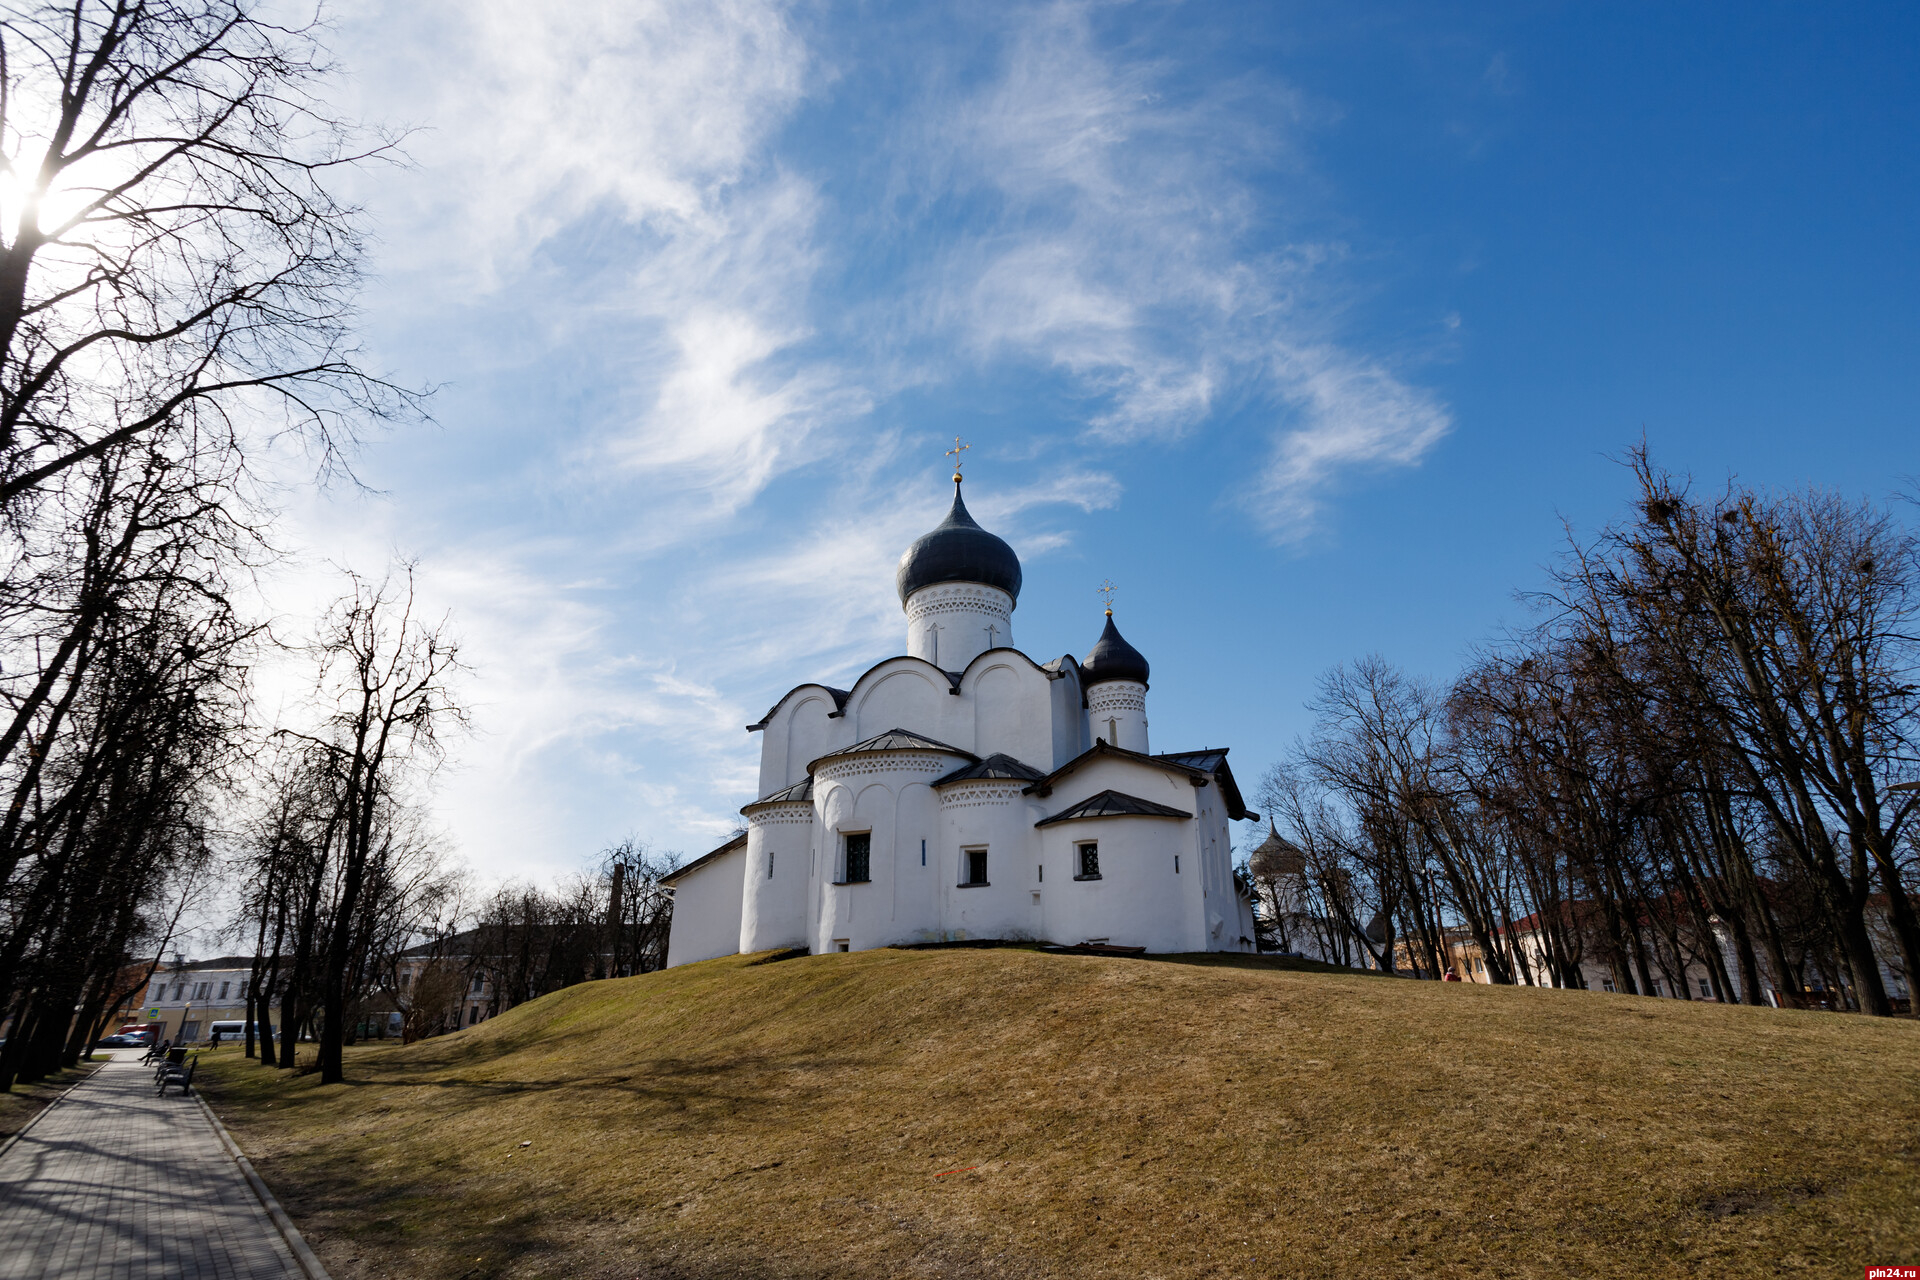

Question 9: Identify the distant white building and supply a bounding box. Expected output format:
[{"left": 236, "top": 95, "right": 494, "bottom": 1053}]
[{"left": 663, "top": 474, "right": 1261, "bottom": 963}]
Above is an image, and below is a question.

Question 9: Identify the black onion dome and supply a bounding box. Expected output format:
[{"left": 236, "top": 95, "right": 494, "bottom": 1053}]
[
  {"left": 1082, "top": 614, "right": 1150, "bottom": 687},
  {"left": 896, "top": 481, "right": 1023, "bottom": 604}
]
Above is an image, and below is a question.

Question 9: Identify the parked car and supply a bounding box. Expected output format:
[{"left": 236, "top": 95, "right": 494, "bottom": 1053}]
[{"left": 91, "top": 1032, "right": 150, "bottom": 1048}]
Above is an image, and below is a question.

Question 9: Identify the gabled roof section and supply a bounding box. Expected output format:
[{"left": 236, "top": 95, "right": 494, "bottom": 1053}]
[
  {"left": 1022, "top": 738, "right": 1209, "bottom": 797},
  {"left": 1018, "top": 740, "right": 1259, "bottom": 821},
  {"left": 932, "top": 752, "right": 1047, "bottom": 786},
  {"left": 661, "top": 831, "right": 748, "bottom": 886},
  {"left": 1035, "top": 789, "right": 1191, "bottom": 827},
  {"left": 746, "top": 683, "right": 850, "bottom": 732},
  {"left": 1154, "top": 748, "right": 1256, "bottom": 821},
  {"left": 741, "top": 776, "right": 814, "bottom": 813},
  {"left": 807, "top": 727, "right": 977, "bottom": 775}
]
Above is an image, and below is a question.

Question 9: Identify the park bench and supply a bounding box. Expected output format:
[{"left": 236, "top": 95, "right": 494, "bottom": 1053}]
[
  {"left": 151, "top": 1046, "right": 186, "bottom": 1084},
  {"left": 155, "top": 1055, "right": 196, "bottom": 1097}
]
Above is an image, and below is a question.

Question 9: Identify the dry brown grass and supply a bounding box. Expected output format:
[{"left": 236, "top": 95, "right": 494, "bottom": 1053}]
[
  {"left": 197, "top": 948, "right": 1920, "bottom": 1280},
  {"left": 0, "top": 1058, "right": 100, "bottom": 1143}
]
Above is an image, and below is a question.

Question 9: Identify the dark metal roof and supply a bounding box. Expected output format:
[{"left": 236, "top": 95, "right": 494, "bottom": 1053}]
[
  {"left": 1019, "top": 740, "right": 1258, "bottom": 822},
  {"left": 741, "top": 776, "right": 814, "bottom": 813},
  {"left": 1081, "top": 613, "right": 1150, "bottom": 687},
  {"left": 1153, "top": 748, "right": 1256, "bottom": 822},
  {"left": 660, "top": 831, "right": 749, "bottom": 886},
  {"left": 1024, "top": 738, "right": 1208, "bottom": 795},
  {"left": 1035, "top": 788, "right": 1191, "bottom": 826},
  {"left": 933, "top": 752, "right": 1048, "bottom": 786},
  {"left": 896, "top": 480, "right": 1023, "bottom": 604},
  {"left": 807, "top": 727, "right": 976, "bottom": 775}
]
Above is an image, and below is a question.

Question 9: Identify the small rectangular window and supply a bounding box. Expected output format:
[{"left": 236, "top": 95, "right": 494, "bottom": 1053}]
[
  {"left": 218, "top": 981, "right": 230, "bottom": 1000},
  {"left": 768, "top": 849, "right": 774, "bottom": 879},
  {"left": 835, "top": 939, "right": 850, "bottom": 952},
  {"left": 964, "top": 847, "right": 988, "bottom": 886},
  {"left": 1076, "top": 842, "right": 1100, "bottom": 879},
  {"left": 844, "top": 832, "right": 871, "bottom": 883},
  {"left": 1698, "top": 978, "right": 1712, "bottom": 999}
]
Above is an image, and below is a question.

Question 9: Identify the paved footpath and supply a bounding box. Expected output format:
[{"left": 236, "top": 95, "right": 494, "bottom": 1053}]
[{"left": 0, "top": 1054, "right": 305, "bottom": 1280}]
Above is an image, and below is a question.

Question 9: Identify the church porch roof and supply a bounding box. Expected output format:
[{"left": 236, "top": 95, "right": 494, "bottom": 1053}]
[
  {"left": 806, "top": 727, "right": 977, "bottom": 776},
  {"left": 932, "top": 753, "right": 1048, "bottom": 786},
  {"left": 1020, "top": 740, "right": 1259, "bottom": 822},
  {"left": 661, "top": 831, "right": 748, "bottom": 887},
  {"left": 1035, "top": 789, "right": 1191, "bottom": 826},
  {"left": 741, "top": 776, "right": 814, "bottom": 814},
  {"left": 1153, "top": 749, "right": 1255, "bottom": 821}
]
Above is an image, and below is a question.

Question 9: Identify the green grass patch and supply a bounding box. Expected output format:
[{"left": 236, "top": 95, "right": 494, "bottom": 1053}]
[{"left": 197, "top": 949, "right": 1920, "bottom": 1279}]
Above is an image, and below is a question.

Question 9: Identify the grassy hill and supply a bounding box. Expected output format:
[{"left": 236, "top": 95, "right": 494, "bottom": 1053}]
[{"left": 199, "top": 947, "right": 1920, "bottom": 1280}]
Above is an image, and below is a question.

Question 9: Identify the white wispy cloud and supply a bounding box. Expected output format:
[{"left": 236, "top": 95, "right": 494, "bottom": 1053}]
[
  {"left": 909, "top": 1, "right": 1451, "bottom": 533},
  {"left": 262, "top": 0, "right": 1456, "bottom": 884}
]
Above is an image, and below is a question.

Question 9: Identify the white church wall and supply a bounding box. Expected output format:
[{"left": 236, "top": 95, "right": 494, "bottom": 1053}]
[
  {"left": 1188, "top": 780, "right": 1253, "bottom": 952},
  {"left": 740, "top": 804, "right": 813, "bottom": 953},
  {"left": 776, "top": 694, "right": 837, "bottom": 795},
  {"left": 752, "top": 687, "right": 842, "bottom": 796},
  {"left": 936, "top": 781, "right": 1045, "bottom": 943},
  {"left": 1087, "top": 680, "right": 1149, "bottom": 753},
  {"left": 892, "top": 781, "right": 940, "bottom": 939},
  {"left": 849, "top": 662, "right": 955, "bottom": 745},
  {"left": 812, "top": 750, "right": 962, "bottom": 953},
  {"left": 664, "top": 843, "right": 749, "bottom": 968},
  {"left": 1032, "top": 755, "right": 1223, "bottom": 952},
  {"left": 1042, "top": 756, "right": 1203, "bottom": 818},
  {"left": 959, "top": 657, "right": 1055, "bottom": 767},
  {"left": 1048, "top": 660, "right": 1090, "bottom": 768},
  {"left": 904, "top": 582, "right": 1014, "bottom": 670},
  {"left": 1037, "top": 815, "right": 1196, "bottom": 952}
]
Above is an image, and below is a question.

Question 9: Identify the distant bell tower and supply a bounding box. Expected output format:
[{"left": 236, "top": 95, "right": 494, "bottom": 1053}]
[{"left": 895, "top": 440, "right": 1022, "bottom": 671}]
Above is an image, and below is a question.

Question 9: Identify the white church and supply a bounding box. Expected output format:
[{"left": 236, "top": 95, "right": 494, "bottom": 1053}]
[{"left": 662, "top": 470, "right": 1261, "bottom": 965}]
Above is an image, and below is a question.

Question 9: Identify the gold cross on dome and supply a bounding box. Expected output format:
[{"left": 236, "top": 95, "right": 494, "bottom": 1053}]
[
  {"left": 946, "top": 436, "right": 970, "bottom": 480},
  {"left": 1097, "top": 579, "right": 1117, "bottom": 615}
]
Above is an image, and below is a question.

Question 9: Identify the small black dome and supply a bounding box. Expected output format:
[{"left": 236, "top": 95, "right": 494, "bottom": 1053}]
[
  {"left": 1082, "top": 614, "right": 1149, "bottom": 687},
  {"left": 896, "top": 482, "right": 1023, "bottom": 604}
]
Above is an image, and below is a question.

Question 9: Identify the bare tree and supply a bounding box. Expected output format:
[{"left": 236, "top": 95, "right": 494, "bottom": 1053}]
[
  {"left": 296, "top": 566, "right": 462, "bottom": 1083},
  {"left": 0, "top": 0, "right": 414, "bottom": 512}
]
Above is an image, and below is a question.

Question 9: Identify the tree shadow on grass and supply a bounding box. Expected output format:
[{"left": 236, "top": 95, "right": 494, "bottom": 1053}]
[{"left": 1136, "top": 952, "right": 1394, "bottom": 978}]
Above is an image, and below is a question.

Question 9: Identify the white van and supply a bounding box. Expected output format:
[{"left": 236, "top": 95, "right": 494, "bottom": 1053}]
[{"left": 205, "top": 1020, "right": 274, "bottom": 1043}]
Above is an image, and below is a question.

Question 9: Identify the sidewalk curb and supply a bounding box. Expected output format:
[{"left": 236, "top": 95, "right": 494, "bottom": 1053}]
[
  {"left": 0, "top": 1058, "right": 103, "bottom": 1164},
  {"left": 195, "top": 1089, "right": 334, "bottom": 1280}
]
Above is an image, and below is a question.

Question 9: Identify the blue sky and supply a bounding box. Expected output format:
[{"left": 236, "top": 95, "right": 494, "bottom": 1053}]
[{"left": 277, "top": 1, "right": 1920, "bottom": 885}]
